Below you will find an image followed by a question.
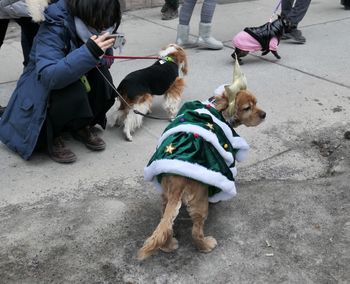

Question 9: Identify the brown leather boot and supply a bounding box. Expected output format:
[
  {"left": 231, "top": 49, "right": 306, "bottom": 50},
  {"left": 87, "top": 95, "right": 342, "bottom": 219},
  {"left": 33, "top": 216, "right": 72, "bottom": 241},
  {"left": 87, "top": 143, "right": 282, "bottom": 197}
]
[
  {"left": 72, "top": 126, "right": 106, "bottom": 151},
  {"left": 49, "top": 136, "right": 77, "bottom": 163}
]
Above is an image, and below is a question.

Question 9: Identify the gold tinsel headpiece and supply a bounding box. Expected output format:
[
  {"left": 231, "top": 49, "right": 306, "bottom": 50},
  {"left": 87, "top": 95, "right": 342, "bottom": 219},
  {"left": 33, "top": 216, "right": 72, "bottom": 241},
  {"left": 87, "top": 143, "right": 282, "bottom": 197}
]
[{"left": 224, "top": 56, "right": 247, "bottom": 116}]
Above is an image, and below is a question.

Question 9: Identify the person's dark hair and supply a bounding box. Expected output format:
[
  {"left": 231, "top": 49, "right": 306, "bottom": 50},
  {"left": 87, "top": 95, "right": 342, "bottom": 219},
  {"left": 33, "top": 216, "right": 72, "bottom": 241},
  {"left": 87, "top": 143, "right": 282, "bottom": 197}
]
[{"left": 67, "top": 0, "right": 122, "bottom": 32}]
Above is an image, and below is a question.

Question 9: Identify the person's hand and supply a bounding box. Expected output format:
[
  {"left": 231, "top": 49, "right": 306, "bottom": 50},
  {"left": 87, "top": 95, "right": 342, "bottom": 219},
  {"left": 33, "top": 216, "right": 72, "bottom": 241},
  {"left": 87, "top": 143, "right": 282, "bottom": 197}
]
[{"left": 90, "top": 33, "right": 116, "bottom": 53}]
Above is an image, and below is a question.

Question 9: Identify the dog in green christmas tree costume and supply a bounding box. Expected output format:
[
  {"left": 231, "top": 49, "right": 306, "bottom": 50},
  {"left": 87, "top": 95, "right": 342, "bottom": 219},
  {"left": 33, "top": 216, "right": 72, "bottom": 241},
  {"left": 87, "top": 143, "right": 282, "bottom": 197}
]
[
  {"left": 139, "top": 58, "right": 266, "bottom": 260},
  {"left": 144, "top": 99, "right": 249, "bottom": 203}
]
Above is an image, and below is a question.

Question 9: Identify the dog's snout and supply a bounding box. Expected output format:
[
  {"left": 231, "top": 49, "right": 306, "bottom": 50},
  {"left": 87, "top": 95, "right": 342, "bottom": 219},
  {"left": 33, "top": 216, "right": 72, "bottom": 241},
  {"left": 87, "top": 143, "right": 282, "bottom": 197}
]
[{"left": 260, "top": 111, "right": 266, "bottom": 119}]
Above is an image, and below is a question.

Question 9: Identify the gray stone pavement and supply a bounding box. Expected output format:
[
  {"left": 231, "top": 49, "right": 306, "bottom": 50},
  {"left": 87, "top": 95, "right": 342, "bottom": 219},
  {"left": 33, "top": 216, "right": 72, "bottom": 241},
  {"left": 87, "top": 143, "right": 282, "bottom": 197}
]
[{"left": 0, "top": 0, "right": 349, "bottom": 283}]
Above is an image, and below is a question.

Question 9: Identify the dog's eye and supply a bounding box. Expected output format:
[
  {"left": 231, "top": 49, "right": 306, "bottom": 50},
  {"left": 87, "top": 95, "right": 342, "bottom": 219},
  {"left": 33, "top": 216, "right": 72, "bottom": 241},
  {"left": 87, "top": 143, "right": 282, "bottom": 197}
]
[{"left": 243, "top": 106, "right": 251, "bottom": 111}]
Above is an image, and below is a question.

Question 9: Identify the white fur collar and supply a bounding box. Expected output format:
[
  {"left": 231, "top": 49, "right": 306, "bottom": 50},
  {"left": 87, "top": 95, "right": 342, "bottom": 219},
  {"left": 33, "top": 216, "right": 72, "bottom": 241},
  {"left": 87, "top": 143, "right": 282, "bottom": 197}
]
[{"left": 26, "top": 0, "right": 50, "bottom": 22}]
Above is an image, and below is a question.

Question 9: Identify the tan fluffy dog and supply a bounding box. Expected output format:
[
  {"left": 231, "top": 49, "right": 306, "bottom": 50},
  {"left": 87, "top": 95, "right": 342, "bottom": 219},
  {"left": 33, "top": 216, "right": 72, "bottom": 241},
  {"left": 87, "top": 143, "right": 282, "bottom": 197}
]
[
  {"left": 138, "top": 87, "right": 266, "bottom": 260},
  {"left": 107, "top": 44, "right": 188, "bottom": 141}
]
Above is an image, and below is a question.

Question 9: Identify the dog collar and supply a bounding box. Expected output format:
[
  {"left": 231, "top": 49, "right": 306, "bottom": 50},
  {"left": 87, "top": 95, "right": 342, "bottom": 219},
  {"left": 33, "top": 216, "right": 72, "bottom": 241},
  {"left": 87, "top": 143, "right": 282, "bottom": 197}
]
[
  {"left": 202, "top": 96, "right": 217, "bottom": 108},
  {"left": 159, "top": 56, "right": 177, "bottom": 65},
  {"left": 208, "top": 96, "right": 216, "bottom": 104}
]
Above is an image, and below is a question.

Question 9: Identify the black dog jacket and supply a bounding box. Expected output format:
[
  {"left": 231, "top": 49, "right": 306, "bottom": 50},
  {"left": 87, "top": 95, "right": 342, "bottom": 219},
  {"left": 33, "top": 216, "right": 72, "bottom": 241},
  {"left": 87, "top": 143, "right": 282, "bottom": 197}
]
[
  {"left": 244, "top": 18, "right": 285, "bottom": 53},
  {"left": 117, "top": 59, "right": 179, "bottom": 98}
]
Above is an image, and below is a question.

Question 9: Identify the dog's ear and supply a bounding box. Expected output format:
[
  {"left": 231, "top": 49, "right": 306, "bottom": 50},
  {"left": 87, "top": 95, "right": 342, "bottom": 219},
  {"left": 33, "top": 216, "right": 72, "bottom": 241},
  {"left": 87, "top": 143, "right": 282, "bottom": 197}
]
[
  {"left": 181, "top": 55, "right": 188, "bottom": 76},
  {"left": 215, "top": 91, "right": 229, "bottom": 112},
  {"left": 176, "top": 46, "right": 188, "bottom": 76}
]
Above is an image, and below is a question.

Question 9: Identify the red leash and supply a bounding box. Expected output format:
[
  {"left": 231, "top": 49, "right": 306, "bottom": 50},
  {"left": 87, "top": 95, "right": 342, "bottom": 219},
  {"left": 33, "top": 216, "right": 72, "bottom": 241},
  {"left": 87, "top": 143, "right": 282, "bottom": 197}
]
[{"left": 103, "top": 55, "right": 160, "bottom": 60}]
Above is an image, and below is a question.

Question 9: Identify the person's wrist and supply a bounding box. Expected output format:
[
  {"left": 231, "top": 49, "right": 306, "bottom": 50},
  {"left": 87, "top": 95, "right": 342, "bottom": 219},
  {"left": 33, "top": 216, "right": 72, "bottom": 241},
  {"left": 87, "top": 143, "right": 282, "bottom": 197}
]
[{"left": 86, "top": 38, "right": 104, "bottom": 59}]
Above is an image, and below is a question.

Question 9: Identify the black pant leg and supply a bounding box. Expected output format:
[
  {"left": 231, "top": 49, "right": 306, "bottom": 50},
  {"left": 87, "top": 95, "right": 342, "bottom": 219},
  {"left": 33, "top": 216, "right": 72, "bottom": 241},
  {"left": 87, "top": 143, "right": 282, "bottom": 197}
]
[
  {"left": 86, "top": 66, "right": 116, "bottom": 129},
  {"left": 15, "top": 17, "right": 40, "bottom": 66},
  {"left": 38, "top": 67, "right": 116, "bottom": 150},
  {"left": 286, "top": 0, "right": 312, "bottom": 26},
  {"left": 0, "top": 19, "right": 9, "bottom": 48},
  {"left": 48, "top": 80, "right": 93, "bottom": 138}
]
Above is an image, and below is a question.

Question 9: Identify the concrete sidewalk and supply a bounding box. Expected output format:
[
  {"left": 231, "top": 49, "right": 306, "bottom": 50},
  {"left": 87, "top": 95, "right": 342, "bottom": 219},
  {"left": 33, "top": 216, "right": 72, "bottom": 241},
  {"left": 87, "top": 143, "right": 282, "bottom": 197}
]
[{"left": 0, "top": 0, "right": 349, "bottom": 283}]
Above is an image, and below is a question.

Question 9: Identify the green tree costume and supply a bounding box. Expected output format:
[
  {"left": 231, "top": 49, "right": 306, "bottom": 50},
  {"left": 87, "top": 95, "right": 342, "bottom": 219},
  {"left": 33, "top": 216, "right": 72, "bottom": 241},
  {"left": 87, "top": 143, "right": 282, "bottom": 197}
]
[{"left": 144, "top": 100, "right": 249, "bottom": 203}]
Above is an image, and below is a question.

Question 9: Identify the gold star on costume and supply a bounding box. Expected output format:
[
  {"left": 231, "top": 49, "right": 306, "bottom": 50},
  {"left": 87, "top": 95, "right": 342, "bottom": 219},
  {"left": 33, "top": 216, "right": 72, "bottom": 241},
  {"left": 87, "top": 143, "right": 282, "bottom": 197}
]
[
  {"left": 165, "top": 144, "right": 176, "bottom": 154},
  {"left": 206, "top": 123, "right": 214, "bottom": 130}
]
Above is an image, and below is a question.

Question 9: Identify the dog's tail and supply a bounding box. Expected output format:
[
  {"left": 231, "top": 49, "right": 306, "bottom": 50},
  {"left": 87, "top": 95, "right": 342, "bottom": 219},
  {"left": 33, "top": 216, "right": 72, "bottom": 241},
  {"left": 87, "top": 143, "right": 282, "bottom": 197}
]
[{"left": 138, "top": 177, "right": 184, "bottom": 260}]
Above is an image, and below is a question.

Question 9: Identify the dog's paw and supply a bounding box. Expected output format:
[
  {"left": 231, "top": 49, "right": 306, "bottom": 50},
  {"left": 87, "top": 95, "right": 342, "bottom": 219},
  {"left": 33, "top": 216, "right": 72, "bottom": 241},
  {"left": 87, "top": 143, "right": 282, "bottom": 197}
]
[
  {"left": 106, "top": 121, "right": 115, "bottom": 128},
  {"left": 160, "top": 237, "right": 179, "bottom": 253},
  {"left": 125, "top": 133, "right": 133, "bottom": 142},
  {"left": 196, "top": 236, "right": 217, "bottom": 253}
]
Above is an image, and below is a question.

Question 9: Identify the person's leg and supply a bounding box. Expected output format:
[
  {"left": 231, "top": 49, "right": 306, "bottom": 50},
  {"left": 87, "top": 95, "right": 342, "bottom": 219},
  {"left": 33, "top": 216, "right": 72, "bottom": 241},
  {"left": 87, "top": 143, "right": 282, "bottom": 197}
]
[
  {"left": 70, "top": 66, "right": 116, "bottom": 151},
  {"left": 85, "top": 66, "right": 116, "bottom": 129},
  {"left": 162, "top": 0, "right": 179, "bottom": 20},
  {"left": 341, "top": 0, "right": 350, "bottom": 9},
  {"left": 176, "top": 0, "right": 198, "bottom": 47},
  {"left": 281, "top": 0, "right": 294, "bottom": 19},
  {"left": 0, "top": 20, "right": 9, "bottom": 114},
  {"left": 163, "top": 0, "right": 179, "bottom": 11},
  {"left": 44, "top": 80, "right": 93, "bottom": 163},
  {"left": 197, "top": 0, "right": 223, "bottom": 50},
  {"left": 15, "top": 17, "right": 40, "bottom": 66},
  {"left": 0, "top": 105, "right": 6, "bottom": 116},
  {"left": 282, "top": 0, "right": 311, "bottom": 44},
  {"left": 285, "top": 0, "right": 311, "bottom": 27},
  {"left": 179, "top": 0, "right": 197, "bottom": 25},
  {"left": 200, "top": 0, "right": 216, "bottom": 23},
  {"left": 0, "top": 19, "right": 9, "bottom": 48},
  {"left": 0, "top": 20, "right": 9, "bottom": 113}
]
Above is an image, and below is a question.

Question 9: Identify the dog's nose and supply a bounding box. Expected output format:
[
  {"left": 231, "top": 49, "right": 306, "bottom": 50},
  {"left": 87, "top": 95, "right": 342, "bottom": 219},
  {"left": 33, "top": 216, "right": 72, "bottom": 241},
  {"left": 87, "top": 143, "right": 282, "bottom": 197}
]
[{"left": 260, "top": 111, "right": 266, "bottom": 119}]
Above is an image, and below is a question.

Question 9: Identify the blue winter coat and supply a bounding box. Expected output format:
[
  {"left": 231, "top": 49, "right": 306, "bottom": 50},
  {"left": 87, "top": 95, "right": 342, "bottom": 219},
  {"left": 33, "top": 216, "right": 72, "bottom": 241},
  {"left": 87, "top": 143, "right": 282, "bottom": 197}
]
[
  {"left": 0, "top": 0, "right": 101, "bottom": 160},
  {"left": 0, "top": 0, "right": 30, "bottom": 19}
]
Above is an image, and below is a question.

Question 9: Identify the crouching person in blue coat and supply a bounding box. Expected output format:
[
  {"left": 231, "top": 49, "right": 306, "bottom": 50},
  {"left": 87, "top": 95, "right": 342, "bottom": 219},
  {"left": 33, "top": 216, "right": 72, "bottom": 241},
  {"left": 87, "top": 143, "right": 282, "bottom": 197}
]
[{"left": 0, "top": 0, "right": 122, "bottom": 163}]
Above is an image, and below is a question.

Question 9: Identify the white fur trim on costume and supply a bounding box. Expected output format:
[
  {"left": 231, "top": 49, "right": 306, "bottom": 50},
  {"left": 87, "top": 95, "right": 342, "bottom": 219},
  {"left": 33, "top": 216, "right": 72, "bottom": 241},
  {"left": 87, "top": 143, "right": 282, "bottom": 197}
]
[
  {"left": 214, "top": 84, "right": 226, "bottom": 96},
  {"left": 235, "top": 149, "right": 249, "bottom": 162},
  {"left": 230, "top": 166, "right": 237, "bottom": 177},
  {"left": 195, "top": 108, "right": 249, "bottom": 152},
  {"left": 26, "top": 0, "right": 49, "bottom": 22},
  {"left": 158, "top": 124, "right": 234, "bottom": 166},
  {"left": 144, "top": 159, "right": 237, "bottom": 203}
]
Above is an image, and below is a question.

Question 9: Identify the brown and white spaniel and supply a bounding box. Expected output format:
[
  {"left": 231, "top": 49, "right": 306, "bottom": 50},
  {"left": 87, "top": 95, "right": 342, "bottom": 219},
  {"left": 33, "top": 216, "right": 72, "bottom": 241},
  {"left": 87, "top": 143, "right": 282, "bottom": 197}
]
[{"left": 107, "top": 44, "right": 188, "bottom": 141}]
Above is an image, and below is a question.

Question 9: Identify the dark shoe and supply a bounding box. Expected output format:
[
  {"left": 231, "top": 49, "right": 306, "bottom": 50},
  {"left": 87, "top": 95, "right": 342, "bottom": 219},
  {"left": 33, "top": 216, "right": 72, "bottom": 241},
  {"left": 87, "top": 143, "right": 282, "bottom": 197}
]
[
  {"left": 161, "top": 7, "right": 178, "bottom": 20},
  {"left": 282, "top": 28, "right": 306, "bottom": 43},
  {"left": 161, "top": 3, "right": 169, "bottom": 13},
  {"left": 49, "top": 137, "right": 77, "bottom": 164},
  {"left": 341, "top": 0, "right": 350, "bottom": 9},
  {"left": 0, "top": 105, "right": 5, "bottom": 117},
  {"left": 72, "top": 127, "right": 106, "bottom": 151}
]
